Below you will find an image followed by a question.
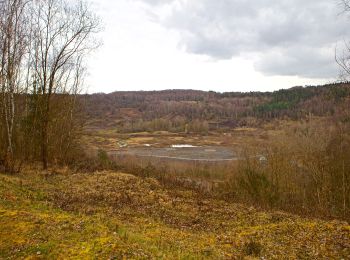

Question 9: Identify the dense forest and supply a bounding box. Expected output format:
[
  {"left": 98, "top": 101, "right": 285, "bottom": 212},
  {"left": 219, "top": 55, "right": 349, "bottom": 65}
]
[{"left": 83, "top": 82, "right": 350, "bottom": 132}]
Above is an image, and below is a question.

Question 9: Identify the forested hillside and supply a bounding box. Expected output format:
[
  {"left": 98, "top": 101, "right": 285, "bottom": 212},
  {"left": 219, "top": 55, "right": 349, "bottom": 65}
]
[{"left": 82, "top": 83, "right": 350, "bottom": 132}]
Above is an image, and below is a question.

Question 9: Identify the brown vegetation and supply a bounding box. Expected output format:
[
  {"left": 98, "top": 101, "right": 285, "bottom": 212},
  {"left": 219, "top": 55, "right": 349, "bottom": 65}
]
[
  {"left": 83, "top": 117, "right": 350, "bottom": 222},
  {"left": 0, "top": 169, "right": 349, "bottom": 258},
  {"left": 0, "top": 0, "right": 100, "bottom": 171},
  {"left": 82, "top": 83, "right": 350, "bottom": 133}
]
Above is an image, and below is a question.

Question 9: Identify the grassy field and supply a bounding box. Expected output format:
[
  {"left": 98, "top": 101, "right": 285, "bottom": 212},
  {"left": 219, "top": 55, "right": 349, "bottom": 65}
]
[
  {"left": 82, "top": 126, "right": 269, "bottom": 152},
  {"left": 0, "top": 168, "right": 349, "bottom": 259},
  {"left": 81, "top": 119, "right": 327, "bottom": 154}
]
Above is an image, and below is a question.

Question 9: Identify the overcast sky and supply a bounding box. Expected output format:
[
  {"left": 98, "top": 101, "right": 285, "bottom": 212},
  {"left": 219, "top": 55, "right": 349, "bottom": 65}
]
[{"left": 86, "top": 0, "right": 349, "bottom": 93}]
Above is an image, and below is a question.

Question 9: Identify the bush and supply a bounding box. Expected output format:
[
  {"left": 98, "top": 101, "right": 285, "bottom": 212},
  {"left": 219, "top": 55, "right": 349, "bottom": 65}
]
[
  {"left": 243, "top": 240, "right": 263, "bottom": 257},
  {"left": 238, "top": 167, "right": 279, "bottom": 207}
]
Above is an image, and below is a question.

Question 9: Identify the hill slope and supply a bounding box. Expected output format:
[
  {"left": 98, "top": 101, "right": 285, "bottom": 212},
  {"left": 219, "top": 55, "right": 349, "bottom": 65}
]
[
  {"left": 0, "top": 170, "right": 349, "bottom": 259},
  {"left": 82, "top": 83, "right": 350, "bottom": 132}
]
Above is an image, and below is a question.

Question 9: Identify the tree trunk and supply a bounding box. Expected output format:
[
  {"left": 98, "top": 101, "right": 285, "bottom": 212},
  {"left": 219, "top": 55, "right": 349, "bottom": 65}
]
[
  {"left": 3, "top": 92, "right": 15, "bottom": 173},
  {"left": 41, "top": 117, "right": 48, "bottom": 170}
]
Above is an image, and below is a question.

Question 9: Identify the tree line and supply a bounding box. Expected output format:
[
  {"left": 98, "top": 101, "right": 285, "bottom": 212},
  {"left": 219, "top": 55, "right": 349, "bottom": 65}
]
[
  {"left": 0, "top": 0, "right": 100, "bottom": 172},
  {"left": 83, "top": 83, "right": 350, "bottom": 133}
]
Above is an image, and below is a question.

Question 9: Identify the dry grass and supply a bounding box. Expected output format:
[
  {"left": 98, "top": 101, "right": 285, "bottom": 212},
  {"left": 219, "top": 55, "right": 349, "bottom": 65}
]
[
  {"left": 81, "top": 127, "right": 269, "bottom": 154},
  {"left": 0, "top": 170, "right": 349, "bottom": 259}
]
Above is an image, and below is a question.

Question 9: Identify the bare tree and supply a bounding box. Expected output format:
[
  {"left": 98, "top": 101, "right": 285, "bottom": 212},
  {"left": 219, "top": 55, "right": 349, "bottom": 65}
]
[
  {"left": 0, "top": 0, "right": 29, "bottom": 172},
  {"left": 29, "top": 0, "right": 100, "bottom": 169},
  {"left": 0, "top": 0, "right": 101, "bottom": 170},
  {"left": 337, "top": 1, "right": 350, "bottom": 79},
  {"left": 342, "top": 0, "right": 350, "bottom": 11}
]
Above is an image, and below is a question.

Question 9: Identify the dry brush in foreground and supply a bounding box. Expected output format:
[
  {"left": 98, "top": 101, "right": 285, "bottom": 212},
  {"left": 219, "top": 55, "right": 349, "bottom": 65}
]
[{"left": 0, "top": 169, "right": 349, "bottom": 259}]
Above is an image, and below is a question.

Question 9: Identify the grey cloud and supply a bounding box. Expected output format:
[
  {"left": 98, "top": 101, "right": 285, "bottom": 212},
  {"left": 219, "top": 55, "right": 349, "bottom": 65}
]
[
  {"left": 140, "top": 0, "right": 349, "bottom": 78},
  {"left": 255, "top": 47, "right": 339, "bottom": 78}
]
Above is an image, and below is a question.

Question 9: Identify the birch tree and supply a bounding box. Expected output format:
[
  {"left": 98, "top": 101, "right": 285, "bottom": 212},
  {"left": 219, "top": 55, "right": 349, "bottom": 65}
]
[{"left": 0, "top": 0, "right": 29, "bottom": 172}]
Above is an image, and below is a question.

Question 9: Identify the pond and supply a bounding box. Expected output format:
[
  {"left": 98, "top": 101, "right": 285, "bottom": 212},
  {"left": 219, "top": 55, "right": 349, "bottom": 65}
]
[{"left": 111, "top": 145, "right": 237, "bottom": 162}]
